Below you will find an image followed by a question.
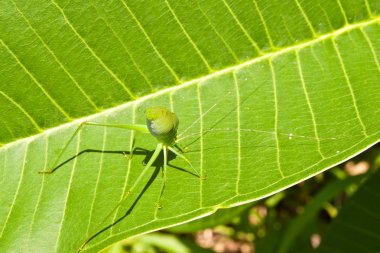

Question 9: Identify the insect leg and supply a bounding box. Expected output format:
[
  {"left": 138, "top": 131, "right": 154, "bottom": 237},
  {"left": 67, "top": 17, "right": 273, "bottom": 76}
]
[
  {"left": 39, "top": 122, "right": 149, "bottom": 174},
  {"left": 156, "top": 146, "right": 168, "bottom": 208},
  {"left": 78, "top": 143, "right": 163, "bottom": 252},
  {"left": 127, "top": 143, "right": 163, "bottom": 196},
  {"left": 168, "top": 146, "right": 201, "bottom": 178},
  {"left": 83, "top": 122, "right": 149, "bottom": 133},
  {"left": 39, "top": 122, "right": 86, "bottom": 174},
  {"left": 174, "top": 143, "right": 186, "bottom": 153},
  {"left": 98, "top": 143, "right": 163, "bottom": 225},
  {"left": 123, "top": 137, "right": 137, "bottom": 160}
]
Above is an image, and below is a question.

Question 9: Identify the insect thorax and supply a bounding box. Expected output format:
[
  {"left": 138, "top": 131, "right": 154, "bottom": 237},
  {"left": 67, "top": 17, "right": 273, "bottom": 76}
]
[{"left": 145, "top": 106, "right": 179, "bottom": 146}]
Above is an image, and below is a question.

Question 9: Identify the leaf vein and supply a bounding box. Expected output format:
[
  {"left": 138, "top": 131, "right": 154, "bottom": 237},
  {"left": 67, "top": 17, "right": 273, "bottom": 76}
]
[
  {"left": 111, "top": 107, "right": 136, "bottom": 233},
  {"left": 119, "top": 0, "right": 180, "bottom": 82},
  {"left": 364, "top": 0, "right": 373, "bottom": 17},
  {"left": 26, "top": 136, "right": 48, "bottom": 250},
  {"left": 86, "top": 123, "right": 108, "bottom": 236},
  {"left": 11, "top": 0, "right": 99, "bottom": 111},
  {"left": 252, "top": 0, "right": 275, "bottom": 48},
  {"left": 332, "top": 39, "right": 368, "bottom": 137},
  {"left": 221, "top": 0, "right": 262, "bottom": 54},
  {"left": 360, "top": 28, "right": 380, "bottom": 73},
  {"left": 0, "top": 91, "right": 42, "bottom": 132},
  {"left": 0, "top": 39, "right": 71, "bottom": 120},
  {"left": 232, "top": 72, "right": 241, "bottom": 195},
  {"left": 53, "top": 131, "right": 81, "bottom": 253},
  {"left": 336, "top": 0, "right": 349, "bottom": 24},
  {"left": 0, "top": 142, "right": 29, "bottom": 238},
  {"left": 294, "top": 0, "right": 317, "bottom": 37},
  {"left": 295, "top": 50, "right": 324, "bottom": 159},
  {"left": 165, "top": 0, "right": 212, "bottom": 72},
  {"left": 101, "top": 18, "right": 155, "bottom": 92},
  {"left": 197, "top": 83, "right": 204, "bottom": 208},
  {"left": 50, "top": 0, "right": 135, "bottom": 99},
  {"left": 0, "top": 118, "right": 16, "bottom": 139},
  {"left": 269, "top": 60, "right": 285, "bottom": 178},
  {"left": 197, "top": 3, "right": 240, "bottom": 62}
]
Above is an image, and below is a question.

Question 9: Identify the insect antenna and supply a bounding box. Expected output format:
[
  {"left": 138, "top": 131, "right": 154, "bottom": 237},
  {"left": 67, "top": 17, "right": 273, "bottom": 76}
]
[
  {"left": 178, "top": 128, "right": 338, "bottom": 142},
  {"left": 177, "top": 103, "right": 218, "bottom": 139},
  {"left": 177, "top": 83, "right": 262, "bottom": 145}
]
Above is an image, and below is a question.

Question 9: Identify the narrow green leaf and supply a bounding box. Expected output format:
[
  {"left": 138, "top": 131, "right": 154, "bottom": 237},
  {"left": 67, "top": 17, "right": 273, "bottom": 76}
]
[{"left": 317, "top": 170, "right": 380, "bottom": 253}]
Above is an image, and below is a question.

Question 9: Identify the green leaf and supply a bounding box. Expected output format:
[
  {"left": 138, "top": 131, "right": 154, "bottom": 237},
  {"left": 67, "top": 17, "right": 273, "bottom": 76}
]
[
  {"left": 276, "top": 173, "right": 366, "bottom": 253},
  {"left": 1, "top": 1, "right": 380, "bottom": 252},
  {"left": 317, "top": 170, "right": 380, "bottom": 253}
]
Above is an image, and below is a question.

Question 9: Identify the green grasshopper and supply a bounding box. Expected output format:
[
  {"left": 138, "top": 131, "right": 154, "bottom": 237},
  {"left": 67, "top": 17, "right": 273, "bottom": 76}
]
[{"left": 39, "top": 106, "right": 208, "bottom": 251}]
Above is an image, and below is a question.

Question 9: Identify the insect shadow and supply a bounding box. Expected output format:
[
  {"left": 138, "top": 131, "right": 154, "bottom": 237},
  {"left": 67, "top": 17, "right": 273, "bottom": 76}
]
[
  {"left": 75, "top": 147, "right": 198, "bottom": 252},
  {"left": 48, "top": 146, "right": 197, "bottom": 178},
  {"left": 77, "top": 150, "right": 161, "bottom": 252},
  {"left": 45, "top": 148, "right": 144, "bottom": 174}
]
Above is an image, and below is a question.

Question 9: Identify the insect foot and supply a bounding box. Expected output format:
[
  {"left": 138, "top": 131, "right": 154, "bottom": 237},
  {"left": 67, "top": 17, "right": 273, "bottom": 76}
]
[
  {"left": 124, "top": 190, "right": 131, "bottom": 198},
  {"left": 77, "top": 243, "right": 86, "bottom": 253},
  {"left": 155, "top": 202, "right": 163, "bottom": 209},
  {"left": 201, "top": 173, "right": 207, "bottom": 180},
  {"left": 38, "top": 169, "right": 52, "bottom": 174}
]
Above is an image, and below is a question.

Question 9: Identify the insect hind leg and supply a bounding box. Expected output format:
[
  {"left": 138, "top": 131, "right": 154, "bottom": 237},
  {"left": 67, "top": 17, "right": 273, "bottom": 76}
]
[{"left": 168, "top": 146, "right": 204, "bottom": 179}]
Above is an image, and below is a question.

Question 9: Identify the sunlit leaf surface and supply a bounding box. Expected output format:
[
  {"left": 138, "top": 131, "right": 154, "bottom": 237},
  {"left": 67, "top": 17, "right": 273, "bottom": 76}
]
[{"left": 1, "top": 1, "right": 379, "bottom": 252}]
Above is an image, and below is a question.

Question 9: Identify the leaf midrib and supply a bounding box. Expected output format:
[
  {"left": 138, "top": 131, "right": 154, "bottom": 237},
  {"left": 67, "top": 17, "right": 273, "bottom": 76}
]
[{"left": 2, "top": 16, "right": 379, "bottom": 151}]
